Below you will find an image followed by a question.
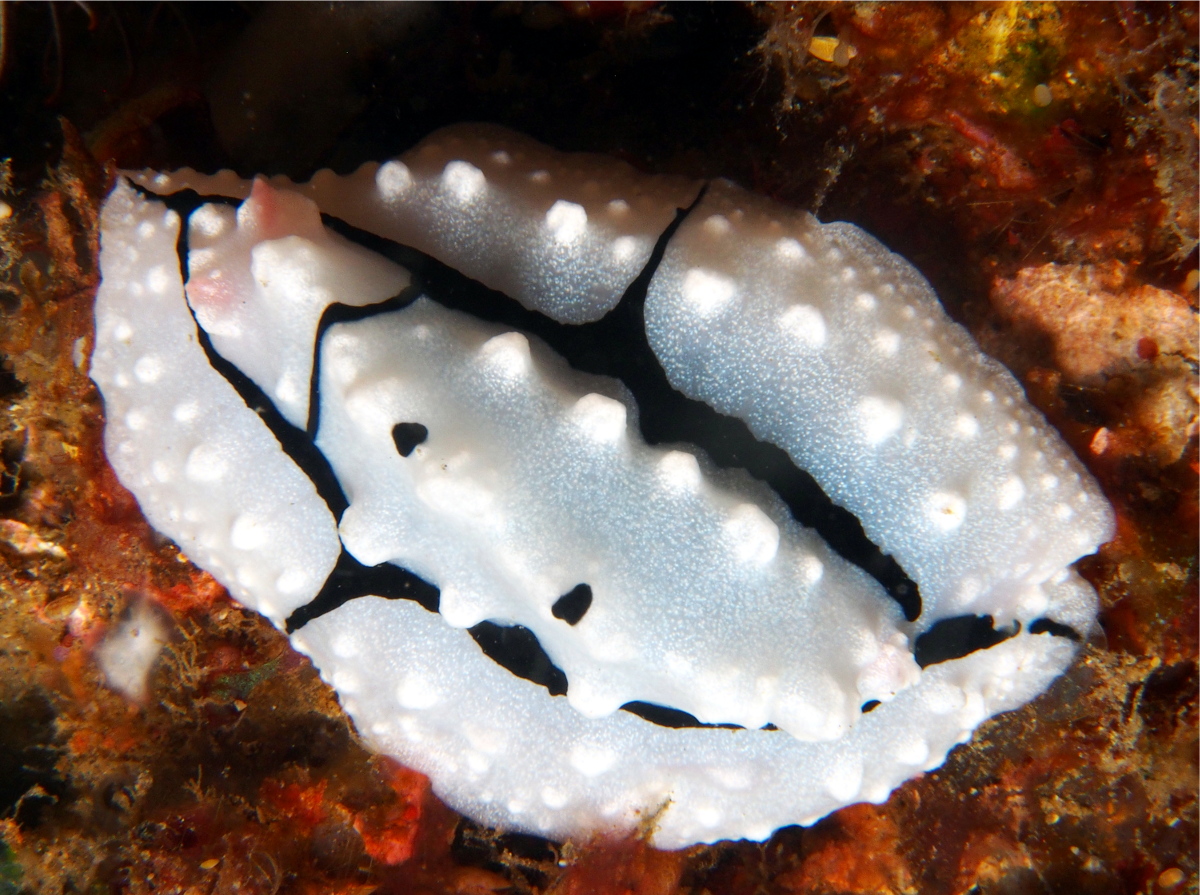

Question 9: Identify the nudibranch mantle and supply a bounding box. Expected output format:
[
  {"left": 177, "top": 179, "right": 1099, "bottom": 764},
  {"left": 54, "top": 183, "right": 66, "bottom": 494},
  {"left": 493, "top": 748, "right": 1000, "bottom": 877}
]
[{"left": 91, "top": 124, "right": 1113, "bottom": 849}]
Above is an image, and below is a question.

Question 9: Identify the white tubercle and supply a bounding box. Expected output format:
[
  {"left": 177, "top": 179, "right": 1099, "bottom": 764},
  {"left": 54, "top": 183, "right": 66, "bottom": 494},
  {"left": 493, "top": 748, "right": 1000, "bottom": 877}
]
[
  {"left": 317, "top": 298, "right": 918, "bottom": 737},
  {"left": 186, "top": 179, "right": 410, "bottom": 429},
  {"left": 130, "top": 123, "right": 703, "bottom": 324},
  {"left": 91, "top": 182, "right": 341, "bottom": 627},
  {"left": 644, "top": 179, "right": 1114, "bottom": 632},
  {"left": 293, "top": 596, "right": 1079, "bottom": 849}
]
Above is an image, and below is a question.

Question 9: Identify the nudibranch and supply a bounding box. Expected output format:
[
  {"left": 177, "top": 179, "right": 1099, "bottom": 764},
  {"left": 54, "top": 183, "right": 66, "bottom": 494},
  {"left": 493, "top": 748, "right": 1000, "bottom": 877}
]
[{"left": 91, "top": 124, "right": 1113, "bottom": 849}]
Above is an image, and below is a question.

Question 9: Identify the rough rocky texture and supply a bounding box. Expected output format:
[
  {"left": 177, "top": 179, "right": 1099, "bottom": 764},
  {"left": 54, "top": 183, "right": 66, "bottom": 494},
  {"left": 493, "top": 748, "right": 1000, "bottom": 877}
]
[{"left": 989, "top": 261, "right": 1197, "bottom": 382}]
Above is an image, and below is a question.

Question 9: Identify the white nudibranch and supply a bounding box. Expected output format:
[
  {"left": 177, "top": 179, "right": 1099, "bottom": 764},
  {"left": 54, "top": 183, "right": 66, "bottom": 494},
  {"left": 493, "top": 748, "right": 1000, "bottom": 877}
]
[{"left": 93, "top": 123, "right": 1114, "bottom": 849}]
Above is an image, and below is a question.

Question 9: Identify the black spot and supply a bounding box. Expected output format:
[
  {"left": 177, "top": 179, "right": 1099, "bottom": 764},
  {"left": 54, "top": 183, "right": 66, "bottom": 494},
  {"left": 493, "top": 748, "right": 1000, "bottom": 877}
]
[
  {"left": 391, "top": 422, "right": 429, "bottom": 457},
  {"left": 860, "top": 699, "right": 880, "bottom": 714},
  {"left": 914, "top": 615, "right": 1020, "bottom": 668},
  {"left": 551, "top": 583, "right": 592, "bottom": 625},
  {"left": 1029, "top": 617, "right": 1082, "bottom": 641}
]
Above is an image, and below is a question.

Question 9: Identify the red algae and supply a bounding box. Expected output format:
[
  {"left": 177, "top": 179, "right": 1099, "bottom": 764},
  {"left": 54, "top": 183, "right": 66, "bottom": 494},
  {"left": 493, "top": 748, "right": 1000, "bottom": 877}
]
[
  {"left": 350, "top": 763, "right": 429, "bottom": 867},
  {"left": 551, "top": 836, "right": 686, "bottom": 895},
  {"left": 774, "top": 804, "right": 915, "bottom": 894}
]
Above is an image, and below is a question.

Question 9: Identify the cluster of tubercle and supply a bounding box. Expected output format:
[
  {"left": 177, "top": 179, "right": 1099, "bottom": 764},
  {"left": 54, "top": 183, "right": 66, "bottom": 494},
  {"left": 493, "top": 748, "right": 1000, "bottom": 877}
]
[{"left": 91, "top": 124, "right": 1113, "bottom": 848}]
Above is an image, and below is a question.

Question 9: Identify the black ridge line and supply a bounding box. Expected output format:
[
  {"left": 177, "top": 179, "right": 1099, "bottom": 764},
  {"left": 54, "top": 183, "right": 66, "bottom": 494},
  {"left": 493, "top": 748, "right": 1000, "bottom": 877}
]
[
  {"left": 133, "top": 176, "right": 1082, "bottom": 730},
  {"left": 287, "top": 551, "right": 439, "bottom": 633},
  {"left": 130, "top": 180, "right": 1082, "bottom": 648},
  {"left": 143, "top": 180, "right": 443, "bottom": 635},
  {"left": 188, "top": 313, "right": 354, "bottom": 521},
  {"left": 169, "top": 195, "right": 352, "bottom": 523},
  {"left": 135, "top": 177, "right": 922, "bottom": 622},
  {"left": 621, "top": 701, "right": 751, "bottom": 730},
  {"left": 304, "top": 284, "right": 427, "bottom": 438},
  {"left": 316, "top": 206, "right": 923, "bottom": 622},
  {"left": 129, "top": 180, "right": 242, "bottom": 213}
]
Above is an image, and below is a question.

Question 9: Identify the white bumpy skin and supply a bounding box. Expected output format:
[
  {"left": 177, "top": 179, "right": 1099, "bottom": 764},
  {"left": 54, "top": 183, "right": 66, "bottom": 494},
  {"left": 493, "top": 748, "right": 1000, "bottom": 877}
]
[
  {"left": 103, "top": 123, "right": 1115, "bottom": 848},
  {"left": 91, "top": 182, "right": 341, "bottom": 628},
  {"left": 134, "top": 123, "right": 703, "bottom": 324},
  {"left": 643, "top": 180, "right": 1113, "bottom": 634},
  {"left": 185, "top": 179, "right": 411, "bottom": 429},
  {"left": 317, "top": 298, "right": 919, "bottom": 739},
  {"left": 292, "top": 596, "right": 1078, "bottom": 849}
]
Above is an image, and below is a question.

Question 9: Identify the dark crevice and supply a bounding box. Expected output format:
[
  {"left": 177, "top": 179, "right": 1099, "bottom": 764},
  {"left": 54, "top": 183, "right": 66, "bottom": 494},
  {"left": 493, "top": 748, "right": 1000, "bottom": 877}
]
[
  {"left": 318, "top": 207, "right": 921, "bottom": 622},
  {"left": 451, "top": 819, "right": 558, "bottom": 892},
  {"left": 469, "top": 621, "right": 569, "bottom": 697},
  {"left": 0, "top": 430, "right": 26, "bottom": 512},
  {"left": 861, "top": 699, "right": 880, "bottom": 714},
  {"left": 306, "top": 287, "right": 425, "bottom": 438},
  {"left": 1029, "top": 617, "right": 1082, "bottom": 641},
  {"left": 286, "top": 550, "right": 439, "bottom": 633},
  {"left": 914, "top": 615, "right": 1021, "bottom": 668},
  {"left": 0, "top": 691, "right": 67, "bottom": 829},
  {"left": 146, "top": 178, "right": 922, "bottom": 695},
  {"left": 621, "top": 701, "right": 748, "bottom": 730},
  {"left": 0, "top": 354, "right": 25, "bottom": 400},
  {"left": 551, "top": 583, "right": 592, "bottom": 625}
]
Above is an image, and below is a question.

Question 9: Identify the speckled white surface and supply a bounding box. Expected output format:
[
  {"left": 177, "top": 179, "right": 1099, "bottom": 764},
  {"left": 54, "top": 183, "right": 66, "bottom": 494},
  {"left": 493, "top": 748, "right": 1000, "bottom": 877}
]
[
  {"left": 293, "top": 596, "right": 1077, "bottom": 849},
  {"left": 317, "top": 298, "right": 918, "bottom": 738},
  {"left": 133, "top": 123, "right": 702, "bottom": 324},
  {"left": 185, "top": 180, "right": 410, "bottom": 429},
  {"left": 645, "top": 180, "right": 1113, "bottom": 633},
  {"left": 100, "top": 124, "right": 1115, "bottom": 848},
  {"left": 92, "top": 181, "right": 341, "bottom": 628}
]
